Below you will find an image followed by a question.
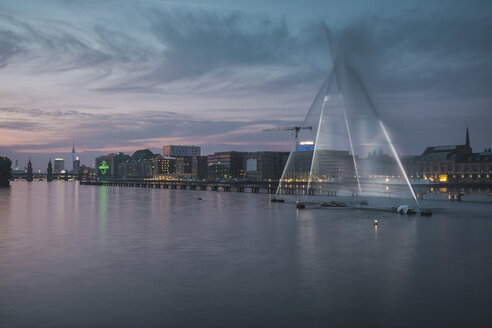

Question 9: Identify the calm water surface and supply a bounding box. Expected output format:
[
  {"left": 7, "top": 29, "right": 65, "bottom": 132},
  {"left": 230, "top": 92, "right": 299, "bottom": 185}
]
[{"left": 1, "top": 181, "right": 492, "bottom": 327}]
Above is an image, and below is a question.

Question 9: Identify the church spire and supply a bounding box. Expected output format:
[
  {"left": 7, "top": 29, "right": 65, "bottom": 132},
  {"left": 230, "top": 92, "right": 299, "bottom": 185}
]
[
  {"left": 47, "top": 157, "right": 53, "bottom": 182},
  {"left": 26, "top": 158, "right": 33, "bottom": 182},
  {"left": 465, "top": 124, "right": 471, "bottom": 152}
]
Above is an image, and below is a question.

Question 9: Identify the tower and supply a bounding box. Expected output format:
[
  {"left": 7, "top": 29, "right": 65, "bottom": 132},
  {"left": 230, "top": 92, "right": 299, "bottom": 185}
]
[
  {"left": 72, "top": 137, "right": 76, "bottom": 172},
  {"left": 465, "top": 125, "right": 472, "bottom": 153},
  {"left": 26, "top": 159, "right": 33, "bottom": 182},
  {"left": 47, "top": 158, "right": 53, "bottom": 182}
]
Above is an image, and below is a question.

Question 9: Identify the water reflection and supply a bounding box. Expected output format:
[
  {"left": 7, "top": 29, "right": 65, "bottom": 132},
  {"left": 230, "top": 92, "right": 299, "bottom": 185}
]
[
  {"left": 98, "top": 185, "right": 108, "bottom": 239},
  {"left": 0, "top": 186, "right": 12, "bottom": 249},
  {"left": 1, "top": 181, "right": 492, "bottom": 327},
  {"left": 73, "top": 180, "right": 79, "bottom": 214},
  {"left": 55, "top": 181, "right": 65, "bottom": 223}
]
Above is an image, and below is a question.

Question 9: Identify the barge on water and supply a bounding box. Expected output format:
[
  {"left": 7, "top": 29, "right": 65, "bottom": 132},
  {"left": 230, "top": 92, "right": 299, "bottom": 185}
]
[{"left": 288, "top": 200, "right": 433, "bottom": 216}]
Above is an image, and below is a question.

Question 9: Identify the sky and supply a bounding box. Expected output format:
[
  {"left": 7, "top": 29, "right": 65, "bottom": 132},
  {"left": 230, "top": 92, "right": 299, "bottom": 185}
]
[{"left": 0, "top": 0, "right": 491, "bottom": 170}]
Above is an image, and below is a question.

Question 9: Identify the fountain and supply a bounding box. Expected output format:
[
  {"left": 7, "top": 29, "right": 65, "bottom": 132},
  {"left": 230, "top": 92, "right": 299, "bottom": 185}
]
[{"left": 275, "top": 25, "right": 428, "bottom": 214}]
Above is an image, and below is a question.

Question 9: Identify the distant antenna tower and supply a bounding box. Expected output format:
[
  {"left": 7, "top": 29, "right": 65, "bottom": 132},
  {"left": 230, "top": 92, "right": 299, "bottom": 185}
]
[{"left": 72, "top": 136, "right": 76, "bottom": 171}]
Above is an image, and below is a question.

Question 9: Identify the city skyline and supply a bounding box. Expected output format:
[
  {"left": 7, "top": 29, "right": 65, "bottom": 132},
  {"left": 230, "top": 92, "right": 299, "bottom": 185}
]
[
  {"left": 10, "top": 125, "right": 487, "bottom": 174},
  {"left": 6, "top": 124, "right": 487, "bottom": 172},
  {"left": 1, "top": 0, "right": 492, "bottom": 169}
]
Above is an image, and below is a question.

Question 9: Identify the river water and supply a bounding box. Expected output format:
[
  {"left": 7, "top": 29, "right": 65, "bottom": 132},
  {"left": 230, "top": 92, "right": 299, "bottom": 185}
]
[{"left": 1, "top": 181, "right": 492, "bottom": 327}]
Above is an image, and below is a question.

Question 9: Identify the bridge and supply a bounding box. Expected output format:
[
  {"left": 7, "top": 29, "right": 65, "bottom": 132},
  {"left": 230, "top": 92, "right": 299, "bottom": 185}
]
[
  {"left": 80, "top": 179, "right": 279, "bottom": 194},
  {"left": 12, "top": 172, "right": 77, "bottom": 180}
]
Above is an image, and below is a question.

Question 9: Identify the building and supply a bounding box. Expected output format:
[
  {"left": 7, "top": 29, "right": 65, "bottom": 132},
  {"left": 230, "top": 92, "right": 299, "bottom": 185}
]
[
  {"left": 120, "top": 149, "right": 159, "bottom": 179},
  {"left": 149, "top": 154, "right": 206, "bottom": 180},
  {"left": 207, "top": 151, "right": 249, "bottom": 181},
  {"left": 73, "top": 157, "right": 80, "bottom": 175},
  {"left": 176, "top": 156, "right": 193, "bottom": 176},
  {"left": 282, "top": 149, "right": 356, "bottom": 182},
  {"left": 403, "top": 127, "right": 492, "bottom": 183},
  {"left": 174, "top": 156, "right": 208, "bottom": 180},
  {"left": 245, "top": 151, "right": 290, "bottom": 181},
  {"left": 96, "top": 152, "right": 131, "bottom": 179},
  {"left": 78, "top": 165, "right": 95, "bottom": 181},
  {"left": 358, "top": 149, "right": 399, "bottom": 178},
  {"left": 154, "top": 155, "right": 176, "bottom": 176},
  {"left": 163, "top": 145, "right": 200, "bottom": 157},
  {"left": 192, "top": 156, "right": 208, "bottom": 180},
  {"left": 53, "top": 158, "right": 65, "bottom": 174}
]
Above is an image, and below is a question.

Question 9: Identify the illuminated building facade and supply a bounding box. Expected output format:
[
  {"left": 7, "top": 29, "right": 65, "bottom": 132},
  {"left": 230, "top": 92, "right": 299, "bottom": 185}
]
[
  {"left": 207, "top": 151, "right": 248, "bottom": 181},
  {"left": 207, "top": 151, "right": 289, "bottom": 181},
  {"left": 176, "top": 156, "right": 193, "bottom": 176},
  {"left": 403, "top": 127, "right": 492, "bottom": 183},
  {"left": 154, "top": 155, "right": 176, "bottom": 175},
  {"left": 73, "top": 157, "right": 80, "bottom": 175},
  {"left": 78, "top": 165, "right": 95, "bottom": 181},
  {"left": 53, "top": 158, "right": 64, "bottom": 174},
  {"left": 96, "top": 152, "right": 130, "bottom": 179},
  {"left": 173, "top": 156, "right": 207, "bottom": 180}
]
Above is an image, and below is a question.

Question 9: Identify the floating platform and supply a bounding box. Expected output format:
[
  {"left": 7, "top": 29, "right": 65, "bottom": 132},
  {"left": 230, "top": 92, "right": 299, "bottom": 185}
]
[{"left": 293, "top": 201, "right": 432, "bottom": 216}]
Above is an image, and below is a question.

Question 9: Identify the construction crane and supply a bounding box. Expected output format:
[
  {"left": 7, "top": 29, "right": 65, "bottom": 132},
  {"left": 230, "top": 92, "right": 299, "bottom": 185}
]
[{"left": 263, "top": 126, "right": 312, "bottom": 139}]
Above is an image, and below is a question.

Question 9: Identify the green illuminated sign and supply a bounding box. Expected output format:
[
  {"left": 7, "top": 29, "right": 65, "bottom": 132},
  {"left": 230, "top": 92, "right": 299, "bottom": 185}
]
[{"left": 99, "top": 160, "right": 109, "bottom": 175}]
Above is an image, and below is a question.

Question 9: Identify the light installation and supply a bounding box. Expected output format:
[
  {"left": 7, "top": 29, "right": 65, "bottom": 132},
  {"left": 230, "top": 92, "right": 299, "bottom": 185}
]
[{"left": 99, "top": 160, "right": 109, "bottom": 175}]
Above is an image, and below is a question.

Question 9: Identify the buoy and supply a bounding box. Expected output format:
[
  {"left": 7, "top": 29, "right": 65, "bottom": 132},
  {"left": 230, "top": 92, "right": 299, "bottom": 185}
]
[
  {"left": 296, "top": 202, "right": 306, "bottom": 209},
  {"left": 374, "top": 219, "right": 378, "bottom": 226}
]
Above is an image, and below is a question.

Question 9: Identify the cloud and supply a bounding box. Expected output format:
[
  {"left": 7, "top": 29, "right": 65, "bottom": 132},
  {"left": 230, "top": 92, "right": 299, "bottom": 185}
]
[
  {"left": 0, "top": 6, "right": 329, "bottom": 95},
  {"left": 1, "top": 1, "right": 492, "bottom": 162},
  {"left": 329, "top": 11, "right": 492, "bottom": 96},
  {"left": 0, "top": 121, "right": 41, "bottom": 131}
]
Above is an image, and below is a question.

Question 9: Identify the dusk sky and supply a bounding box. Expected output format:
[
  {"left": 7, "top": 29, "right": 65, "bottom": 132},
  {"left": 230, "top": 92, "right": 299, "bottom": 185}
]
[{"left": 1, "top": 0, "right": 491, "bottom": 170}]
